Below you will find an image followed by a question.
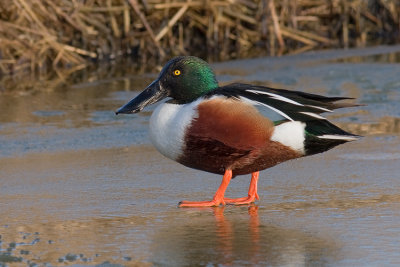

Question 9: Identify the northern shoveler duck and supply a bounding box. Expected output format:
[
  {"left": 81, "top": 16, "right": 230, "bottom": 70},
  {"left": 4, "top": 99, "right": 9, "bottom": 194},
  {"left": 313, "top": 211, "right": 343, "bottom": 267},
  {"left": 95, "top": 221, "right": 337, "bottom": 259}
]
[{"left": 116, "top": 56, "right": 360, "bottom": 207}]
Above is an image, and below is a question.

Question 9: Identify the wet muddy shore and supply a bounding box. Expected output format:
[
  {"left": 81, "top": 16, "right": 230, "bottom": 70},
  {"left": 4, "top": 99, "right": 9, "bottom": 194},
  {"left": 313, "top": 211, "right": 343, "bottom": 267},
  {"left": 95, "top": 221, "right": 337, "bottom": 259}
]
[{"left": 1, "top": 46, "right": 400, "bottom": 266}]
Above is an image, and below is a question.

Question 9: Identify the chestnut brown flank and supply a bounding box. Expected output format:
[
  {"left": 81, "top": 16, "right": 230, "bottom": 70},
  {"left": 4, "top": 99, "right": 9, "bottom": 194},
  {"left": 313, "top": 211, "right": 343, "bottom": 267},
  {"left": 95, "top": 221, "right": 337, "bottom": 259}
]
[{"left": 177, "top": 98, "right": 302, "bottom": 176}]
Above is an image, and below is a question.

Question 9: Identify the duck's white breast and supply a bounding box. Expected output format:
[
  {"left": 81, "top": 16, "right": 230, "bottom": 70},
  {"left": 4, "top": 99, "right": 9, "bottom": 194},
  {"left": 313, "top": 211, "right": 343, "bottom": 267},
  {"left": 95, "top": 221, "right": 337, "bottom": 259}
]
[{"left": 149, "top": 100, "right": 200, "bottom": 161}]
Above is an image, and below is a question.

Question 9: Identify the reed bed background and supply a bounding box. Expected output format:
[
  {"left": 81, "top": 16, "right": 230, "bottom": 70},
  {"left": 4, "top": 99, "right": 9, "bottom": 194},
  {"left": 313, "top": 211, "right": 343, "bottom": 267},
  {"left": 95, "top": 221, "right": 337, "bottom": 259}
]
[{"left": 0, "top": 0, "right": 399, "bottom": 76}]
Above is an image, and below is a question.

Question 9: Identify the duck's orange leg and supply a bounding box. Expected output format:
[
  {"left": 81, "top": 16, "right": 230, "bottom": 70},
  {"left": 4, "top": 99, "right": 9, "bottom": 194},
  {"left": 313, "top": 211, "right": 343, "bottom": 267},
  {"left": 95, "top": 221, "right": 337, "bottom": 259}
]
[
  {"left": 224, "top": 171, "right": 260, "bottom": 205},
  {"left": 179, "top": 169, "right": 233, "bottom": 207}
]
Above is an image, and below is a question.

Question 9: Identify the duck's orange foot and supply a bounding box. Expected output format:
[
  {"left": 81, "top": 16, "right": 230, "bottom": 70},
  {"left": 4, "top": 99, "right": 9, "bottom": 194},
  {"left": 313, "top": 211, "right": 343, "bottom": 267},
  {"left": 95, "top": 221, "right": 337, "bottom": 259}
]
[
  {"left": 224, "top": 193, "right": 260, "bottom": 205},
  {"left": 179, "top": 169, "right": 233, "bottom": 208},
  {"left": 224, "top": 171, "right": 260, "bottom": 205},
  {"left": 178, "top": 199, "right": 225, "bottom": 207}
]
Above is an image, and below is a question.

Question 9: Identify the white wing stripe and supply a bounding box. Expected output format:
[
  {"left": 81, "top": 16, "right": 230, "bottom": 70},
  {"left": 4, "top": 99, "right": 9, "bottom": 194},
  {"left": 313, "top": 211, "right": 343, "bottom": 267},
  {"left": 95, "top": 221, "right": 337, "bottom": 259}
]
[
  {"left": 318, "top": 135, "right": 359, "bottom": 141},
  {"left": 246, "top": 89, "right": 335, "bottom": 113},
  {"left": 299, "top": 112, "right": 326, "bottom": 120},
  {"left": 246, "top": 89, "right": 303, "bottom": 106},
  {"left": 305, "top": 105, "right": 332, "bottom": 112},
  {"left": 240, "top": 96, "right": 332, "bottom": 121},
  {"left": 239, "top": 96, "right": 294, "bottom": 121}
]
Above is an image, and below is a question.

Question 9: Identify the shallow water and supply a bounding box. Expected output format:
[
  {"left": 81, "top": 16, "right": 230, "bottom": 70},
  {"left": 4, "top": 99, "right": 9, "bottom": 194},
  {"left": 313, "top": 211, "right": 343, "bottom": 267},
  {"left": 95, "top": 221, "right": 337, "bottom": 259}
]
[{"left": 1, "top": 45, "right": 400, "bottom": 266}]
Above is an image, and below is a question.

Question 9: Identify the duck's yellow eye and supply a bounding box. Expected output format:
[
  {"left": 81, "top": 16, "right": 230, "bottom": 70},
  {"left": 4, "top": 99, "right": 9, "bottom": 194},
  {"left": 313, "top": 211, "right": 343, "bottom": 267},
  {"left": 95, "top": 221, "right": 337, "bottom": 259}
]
[{"left": 173, "top": 69, "right": 181, "bottom": 76}]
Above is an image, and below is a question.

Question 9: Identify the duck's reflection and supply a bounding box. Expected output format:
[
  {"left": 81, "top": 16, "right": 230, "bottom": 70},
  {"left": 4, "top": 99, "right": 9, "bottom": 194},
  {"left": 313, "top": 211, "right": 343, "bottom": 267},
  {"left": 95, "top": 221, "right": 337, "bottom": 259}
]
[
  {"left": 213, "top": 206, "right": 262, "bottom": 266},
  {"left": 152, "top": 206, "right": 339, "bottom": 266}
]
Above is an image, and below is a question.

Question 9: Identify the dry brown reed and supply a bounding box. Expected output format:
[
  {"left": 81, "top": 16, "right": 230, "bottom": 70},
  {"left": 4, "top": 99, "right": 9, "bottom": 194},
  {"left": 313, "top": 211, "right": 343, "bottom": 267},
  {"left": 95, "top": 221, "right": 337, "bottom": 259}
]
[{"left": 0, "top": 0, "right": 399, "bottom": 76}]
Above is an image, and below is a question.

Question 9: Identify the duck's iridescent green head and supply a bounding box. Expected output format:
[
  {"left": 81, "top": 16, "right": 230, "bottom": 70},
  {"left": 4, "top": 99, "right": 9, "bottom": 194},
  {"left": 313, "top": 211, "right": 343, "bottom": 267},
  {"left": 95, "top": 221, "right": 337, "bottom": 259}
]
[{"left": 116, "top": 56, "right": 218, "bottom": 114}]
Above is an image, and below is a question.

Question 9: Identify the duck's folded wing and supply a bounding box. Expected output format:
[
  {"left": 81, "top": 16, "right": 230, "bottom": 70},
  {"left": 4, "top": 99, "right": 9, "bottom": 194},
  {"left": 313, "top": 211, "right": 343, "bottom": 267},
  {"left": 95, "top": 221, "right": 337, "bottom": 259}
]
[
  {"left": 208, "top": 83, "right": 358, "bottom": 122},
  {"left": 206, "top": 83, "right": 361, "bottom": 140}
]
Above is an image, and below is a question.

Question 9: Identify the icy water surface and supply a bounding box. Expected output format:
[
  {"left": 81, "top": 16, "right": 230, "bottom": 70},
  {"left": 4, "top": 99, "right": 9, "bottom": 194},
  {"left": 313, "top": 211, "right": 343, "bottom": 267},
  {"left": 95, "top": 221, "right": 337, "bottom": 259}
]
[{"left": 1, "top": 46, "right": 400, "bottom": 266}]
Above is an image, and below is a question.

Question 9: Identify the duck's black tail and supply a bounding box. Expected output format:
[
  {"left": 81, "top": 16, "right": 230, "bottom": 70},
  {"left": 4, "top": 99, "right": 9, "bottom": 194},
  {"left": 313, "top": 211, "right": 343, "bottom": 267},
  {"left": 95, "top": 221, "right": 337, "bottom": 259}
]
[{"left": 304, "top": 119, "right": 360, "bottom": 156}]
